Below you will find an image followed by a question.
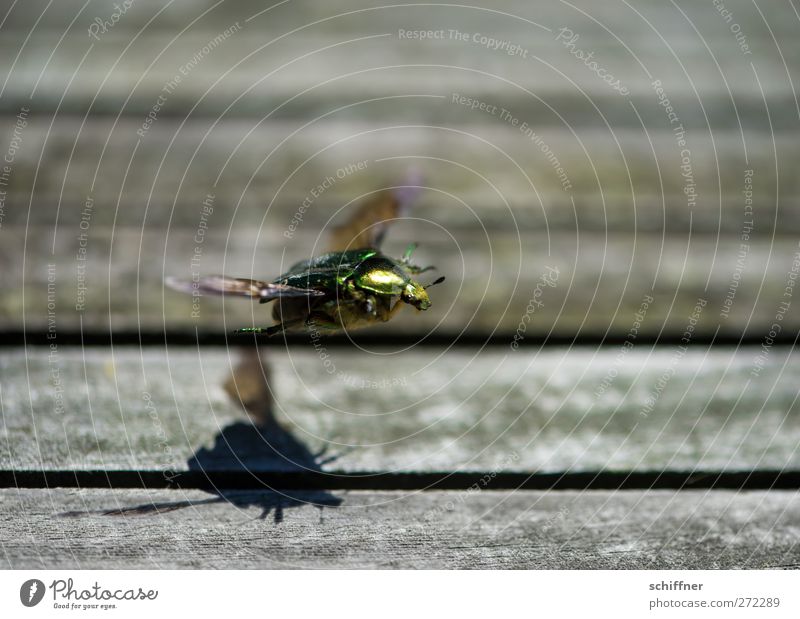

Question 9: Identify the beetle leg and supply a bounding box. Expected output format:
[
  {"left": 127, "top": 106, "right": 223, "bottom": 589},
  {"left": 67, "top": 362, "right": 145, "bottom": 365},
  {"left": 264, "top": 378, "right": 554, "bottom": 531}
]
[
  {"left": 406, "top": 263, "right": 435, "bottom": 275},
  {"left": 233, "top": 319, "right": 302, "bottom": 337},
  {"left": 232, "top": 327, "right": 268, "bottom": 336},
  {"left": 401, "top": 242, "right": 418, "bottom": 263},
  {"left": 382, "top": 297, "right": 405, "bottom": 322}
]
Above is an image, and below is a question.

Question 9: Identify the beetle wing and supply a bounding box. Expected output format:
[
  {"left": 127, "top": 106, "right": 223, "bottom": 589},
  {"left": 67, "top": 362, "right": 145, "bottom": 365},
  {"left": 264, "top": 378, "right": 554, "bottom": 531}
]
[
  {"left": 275, "top": 268, "right": 339, "bottom": 290},
  {"left": 166, "top": 275, "right": 325, "bottom": 302},
  {"left": 327, "top": 172, "right": 421, "bottom": 251},
  {"left": 286, "top": 249, "right": 377, "bottom": 274},
  {"left": 277, "top": 249, "right": 379, "bottom": 286}
]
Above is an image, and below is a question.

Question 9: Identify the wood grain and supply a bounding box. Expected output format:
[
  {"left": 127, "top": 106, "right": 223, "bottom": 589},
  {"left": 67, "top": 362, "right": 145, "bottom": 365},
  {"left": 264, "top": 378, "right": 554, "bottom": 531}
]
[
  {"left": 2, "top": 0, "right": 796, "bottom": 119},
  {"left": 1, "top": 488, "right": 797, "bottom": 568},
  {"left": 0, "top": 119, "right": 795, "bottom": 234},
  {"left": 2, "top": 346, "right": 798, "bottom": 473},
  {"left": 3, "top": 223, "right": 799, "bottom": 334},
  {"left": 1, "top": 0, "right": 798, "bottom": 336}
]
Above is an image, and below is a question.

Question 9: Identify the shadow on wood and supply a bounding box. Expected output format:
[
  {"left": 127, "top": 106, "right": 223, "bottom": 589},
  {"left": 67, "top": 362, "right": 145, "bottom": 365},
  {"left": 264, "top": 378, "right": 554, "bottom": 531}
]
[
  {"left": 60, "top": 420, "right": 344, "bottom": 524},
  {"left": 62, "top": 349, "right": 343, "bottom": 523}
]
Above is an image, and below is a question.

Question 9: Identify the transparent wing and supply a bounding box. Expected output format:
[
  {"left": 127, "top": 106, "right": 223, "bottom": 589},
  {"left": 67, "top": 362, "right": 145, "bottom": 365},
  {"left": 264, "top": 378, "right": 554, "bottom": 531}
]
[
  {"left": 165, "top": 275, "right": 325, "bottom": 302},
  {"left": 327, "top": 171, "right": 422, "bottom": 251}
]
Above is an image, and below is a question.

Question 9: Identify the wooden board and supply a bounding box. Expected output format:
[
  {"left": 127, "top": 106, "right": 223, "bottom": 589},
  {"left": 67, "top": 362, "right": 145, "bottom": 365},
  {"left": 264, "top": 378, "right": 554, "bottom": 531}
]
[
  {"left": 1, "top": 119, "right": 796, "bottom": 235},
  {"left": 1, "top": 488, "right": 798, "bottom": 568},
  {"left": 4, "top": 224, "right": 800, "bottom": 334},
  {"left": 2, "top": 346, "right": 799, "bottom": 473},
  {"left": 2, "top": 0, "right": 796, "bottom": 118},
  {"left": 2, "top": 0, "right": 798, "bottom": 572},
  {"left": 1, "top": 0, "right": 798, "bottom": 336},
  {"left": 1, "top": 0, "right": 797, "bottom": 242}
]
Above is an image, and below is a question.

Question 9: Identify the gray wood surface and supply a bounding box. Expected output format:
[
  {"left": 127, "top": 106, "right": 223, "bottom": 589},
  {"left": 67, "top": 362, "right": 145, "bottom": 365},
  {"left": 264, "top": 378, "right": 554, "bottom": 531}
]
[
  {"left": 2, "top": 1, "right": 798, "bottom": 570},
  {"left": 1, "top": 0, "right": 799, "bottom": 336},
  {"left": 1, "top": 119, "right": 794, "bottom": 235},
  {"left": 2, "top": 0, "right": 796, "bottom": 116},
  {"left": 2, "top": 488, "right": 797, "bottom": 568},
  {"left": 4, "top": 224, "right": 800, "bottom": 334},
  {"left": 3, "top": 346, "right": 798, "bottom": 473}
]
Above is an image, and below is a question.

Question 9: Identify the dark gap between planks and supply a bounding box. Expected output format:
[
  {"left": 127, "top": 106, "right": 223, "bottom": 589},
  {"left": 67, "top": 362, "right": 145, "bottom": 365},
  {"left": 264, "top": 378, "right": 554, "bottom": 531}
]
[
  {"left": 3, "top": 330, "right": 797, "bottom": 348},
  {"left": 2, "top": 470, "right": 799, "bottom": 491}
]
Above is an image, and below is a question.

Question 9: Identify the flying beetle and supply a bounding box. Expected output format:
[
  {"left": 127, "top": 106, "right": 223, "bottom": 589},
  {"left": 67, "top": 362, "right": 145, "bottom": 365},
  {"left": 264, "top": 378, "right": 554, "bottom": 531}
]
[{"left": 166, "top": 179, "right": 445, "bottom": 336}]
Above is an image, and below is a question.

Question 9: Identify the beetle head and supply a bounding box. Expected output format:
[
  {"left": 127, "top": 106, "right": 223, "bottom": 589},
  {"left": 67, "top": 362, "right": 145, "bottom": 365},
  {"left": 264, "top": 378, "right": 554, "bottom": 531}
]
[
  {"left": 401, "top": 281, "right": 431, "bottom": 310},
  {"left": 402, "top": 276, "right": 445, "bottom": 310}
]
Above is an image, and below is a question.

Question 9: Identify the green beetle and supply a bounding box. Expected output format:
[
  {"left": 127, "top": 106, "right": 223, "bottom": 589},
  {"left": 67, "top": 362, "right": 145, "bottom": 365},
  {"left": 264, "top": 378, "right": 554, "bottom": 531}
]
[{"left": 167, "top": 182, "right": 444, "bottom": 336}]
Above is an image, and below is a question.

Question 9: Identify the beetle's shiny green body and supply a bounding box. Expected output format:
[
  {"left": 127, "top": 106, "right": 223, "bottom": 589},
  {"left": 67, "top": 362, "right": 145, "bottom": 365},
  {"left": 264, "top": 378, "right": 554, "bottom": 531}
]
[
  {"left": 259, "top": 247, "right": 438, "bottom": 336},
  {"left": 166, "top": 179, "right": 443, "bottom": 337}
]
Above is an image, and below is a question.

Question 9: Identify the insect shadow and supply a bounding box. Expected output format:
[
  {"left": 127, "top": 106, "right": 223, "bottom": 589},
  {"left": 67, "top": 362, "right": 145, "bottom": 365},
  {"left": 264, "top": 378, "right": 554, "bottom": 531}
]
[
  {"left": 96, "top": 419, "right": 343, "bottom": 524},
  {"left": 63, "top": 349, "right": 344, "bottom": 524}
]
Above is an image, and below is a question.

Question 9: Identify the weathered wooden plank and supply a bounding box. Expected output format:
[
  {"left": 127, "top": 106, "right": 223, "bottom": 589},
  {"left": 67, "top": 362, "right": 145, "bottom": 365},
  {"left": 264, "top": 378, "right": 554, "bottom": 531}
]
[
  {"left": 7, "top": 0, "right": 796, "bottom": 43},
  {"left": 2, "top": 347, "right": 798, "bottom": 473},
  {"left": 1, "top": 488, "right": 797, "bottom": 568},
  {"left": 2, "top": 223, "right": 798, "bottom": 334},
  {"left": 1, "top": 119, "right": 795, "bottom": 234},
  {"left": 1, "top": 0, "right": 796, "bottom": 121}
]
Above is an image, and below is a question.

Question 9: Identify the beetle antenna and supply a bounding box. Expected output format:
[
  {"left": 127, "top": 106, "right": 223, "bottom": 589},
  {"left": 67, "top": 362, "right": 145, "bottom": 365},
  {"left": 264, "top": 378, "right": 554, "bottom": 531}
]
[{"left": 424, "top": 276, "right": 445, "bottom": 289}]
